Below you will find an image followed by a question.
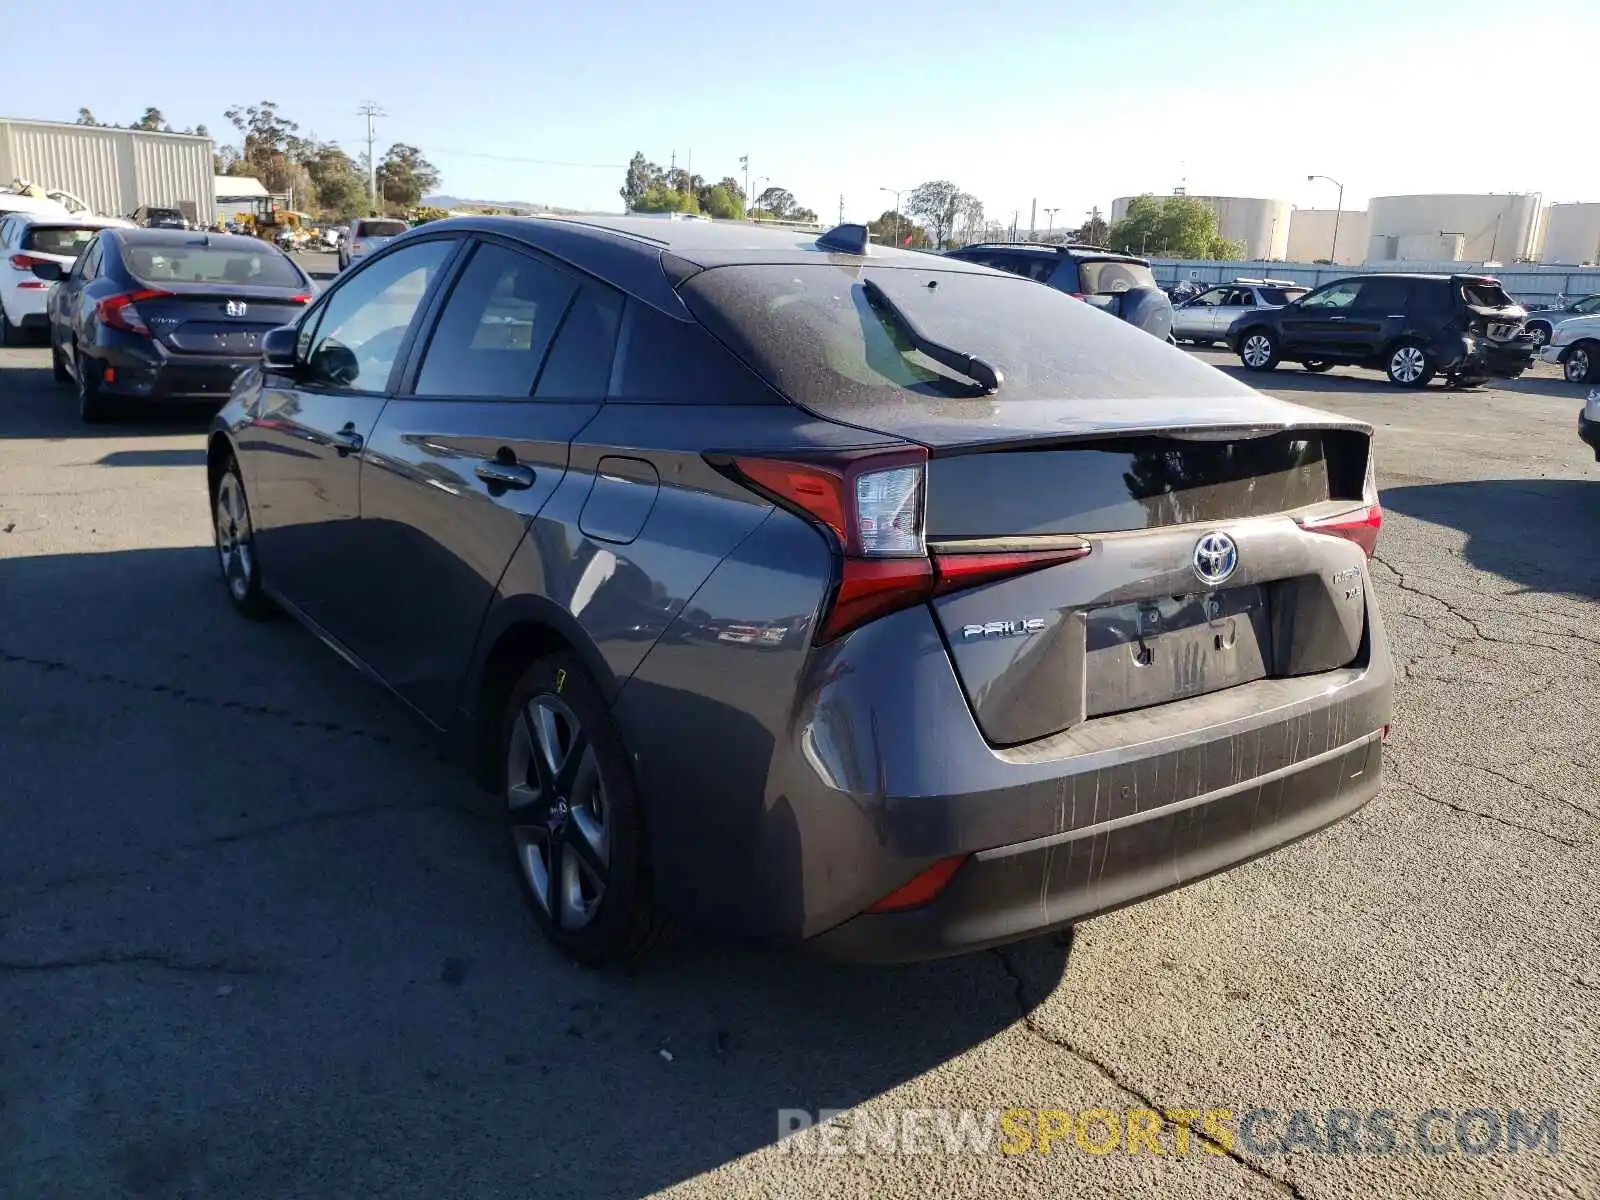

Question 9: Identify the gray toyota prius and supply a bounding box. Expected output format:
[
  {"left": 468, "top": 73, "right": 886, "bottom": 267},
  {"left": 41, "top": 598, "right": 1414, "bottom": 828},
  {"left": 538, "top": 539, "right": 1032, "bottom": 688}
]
[{"left": 206, "top": 215, "right": 1394, "bottom": 965}]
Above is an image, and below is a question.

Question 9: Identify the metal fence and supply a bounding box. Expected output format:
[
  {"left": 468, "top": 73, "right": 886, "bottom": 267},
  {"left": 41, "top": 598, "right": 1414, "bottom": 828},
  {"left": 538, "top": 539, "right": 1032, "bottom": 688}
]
[{"left": 1148, "top": 257, "right": 1600, "bottom": 308}]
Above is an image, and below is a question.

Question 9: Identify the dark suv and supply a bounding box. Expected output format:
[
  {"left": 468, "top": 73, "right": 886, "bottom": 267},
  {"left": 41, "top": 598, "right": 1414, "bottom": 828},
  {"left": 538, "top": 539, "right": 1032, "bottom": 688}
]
[
  {"left": 944, "top": 242, "right": 1174, "bottom": 340},
  {"left": 1226, "top": 272, "right": 1534, "bottom": 388}
]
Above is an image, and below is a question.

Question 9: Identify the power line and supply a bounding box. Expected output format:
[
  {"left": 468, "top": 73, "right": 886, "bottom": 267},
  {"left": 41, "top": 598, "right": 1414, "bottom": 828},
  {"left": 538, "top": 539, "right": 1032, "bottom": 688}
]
[{"left": 410, "top": 145, "right": 627, "bottom": 170}]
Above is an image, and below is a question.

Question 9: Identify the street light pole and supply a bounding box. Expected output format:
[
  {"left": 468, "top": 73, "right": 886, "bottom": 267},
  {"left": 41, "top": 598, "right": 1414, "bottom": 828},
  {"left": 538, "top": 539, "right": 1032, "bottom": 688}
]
[
  {"left": 1043, "top": 207, "right": 1059, "bottom": 238},
  {"left": 1308, "top": 174, "right": 1344, "bottom": 264},
  {"left": 880, "top": 186, "right": 905, "bottom": 246}
]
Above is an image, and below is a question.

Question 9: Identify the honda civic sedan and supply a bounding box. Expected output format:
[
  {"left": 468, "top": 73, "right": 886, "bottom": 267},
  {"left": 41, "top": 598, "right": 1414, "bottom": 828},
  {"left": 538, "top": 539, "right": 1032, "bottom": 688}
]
[
  {"left": 41, "top": 228, "right": 313, "bottom": 422},
  {"left": 207, "top": 215, "right": 1394, "bottom": 965}
]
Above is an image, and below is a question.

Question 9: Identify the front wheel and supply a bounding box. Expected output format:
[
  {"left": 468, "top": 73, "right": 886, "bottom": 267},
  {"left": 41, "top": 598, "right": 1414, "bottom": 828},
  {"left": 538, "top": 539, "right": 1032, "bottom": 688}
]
[
  {"left": 1563, "top": 342, "right": 1598, "bottom": 385},
  {"left": 501, "top": 653, "right": 661, "bottom": 967},
  {"left": 1302, "top": 360, "right": 1333, "bottom": 373},
  {"left": 213, "top": 456, "right": 276, "bottom": 619},
  {"left": 1239, "top": 330, "right": 1280, "bottom": 371},
  {"left": 1385, "top": 341, "right": 1435, "bottom": 388}
]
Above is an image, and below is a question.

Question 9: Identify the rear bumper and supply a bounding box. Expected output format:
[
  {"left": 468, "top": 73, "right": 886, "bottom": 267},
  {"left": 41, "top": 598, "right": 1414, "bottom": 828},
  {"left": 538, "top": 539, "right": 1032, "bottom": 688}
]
[
  {"left": 4, "top": 285, "right": 50, "bottom": 322},
  {"left": 95, "top": 341, "right": 255, "bottom": 403},
  {"left": 812, "top": 732, "right": 1381, "bottom": 961}
]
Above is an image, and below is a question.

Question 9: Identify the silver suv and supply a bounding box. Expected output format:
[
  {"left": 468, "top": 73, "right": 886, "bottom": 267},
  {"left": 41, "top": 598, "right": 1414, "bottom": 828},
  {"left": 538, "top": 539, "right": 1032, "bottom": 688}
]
[
  {"left": 1173, "top": 278, "right": 1307, "bottom": 345},
  {"left": 337, "top": 216, "right": 410, "bottom": 271}
]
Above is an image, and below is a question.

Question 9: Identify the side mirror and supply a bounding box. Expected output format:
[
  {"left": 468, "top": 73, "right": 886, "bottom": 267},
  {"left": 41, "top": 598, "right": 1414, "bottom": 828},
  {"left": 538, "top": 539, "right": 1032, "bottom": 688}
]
[
  {"left": 261, "top": 325, "right": 298, "bottom": 372},
  {"left": 31, "top": 261, "right": 64, "bottom": 282}
]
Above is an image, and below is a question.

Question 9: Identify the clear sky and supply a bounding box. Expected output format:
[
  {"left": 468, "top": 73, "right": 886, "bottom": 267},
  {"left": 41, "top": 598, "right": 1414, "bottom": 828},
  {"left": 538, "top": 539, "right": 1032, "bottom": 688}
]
[{"left": 21, "top": 0, "right": 1597, "bottom": 226}]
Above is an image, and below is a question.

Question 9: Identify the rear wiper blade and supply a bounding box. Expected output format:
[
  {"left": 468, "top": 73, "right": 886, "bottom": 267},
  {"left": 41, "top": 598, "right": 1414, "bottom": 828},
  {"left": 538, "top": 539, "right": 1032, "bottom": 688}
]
[{"left": 861, "top": 277, "right": 1003, "bottom": 394}]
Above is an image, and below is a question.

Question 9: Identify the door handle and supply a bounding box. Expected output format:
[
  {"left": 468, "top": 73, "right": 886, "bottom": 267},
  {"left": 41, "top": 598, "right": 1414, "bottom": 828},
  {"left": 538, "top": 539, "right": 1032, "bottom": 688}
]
[
  {"left": 1328, "top": 316, "right": 1348, "bottom": 322},
  {"left": 476, "top": 459, "right": 536, "bottom": 489},
  {"left": 330, "top": 426, "right": 363, "bottom": 455}
]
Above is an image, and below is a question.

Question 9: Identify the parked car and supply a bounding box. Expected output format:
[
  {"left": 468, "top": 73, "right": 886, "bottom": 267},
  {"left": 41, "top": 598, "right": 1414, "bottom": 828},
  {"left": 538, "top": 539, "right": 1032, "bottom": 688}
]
[
  {"left": 1227, "top": 273, "right": 1535, "bottom": 387},
  {"left": 1524, "top": 294, "right": 1600, "bottom": 348},
  {"left": 130, "top": 206, "right": 191, "bottom": 231},
  {"left": 1579, "top": 389, "right": 1600, "bottom": 461},
  {"left": 205, "top": 215, "right": 1393, "bottom": 965},
  {"left": 1172, "top": 278, "right": 1309, "bottom": 345},
  {"left": 337, "top": 216, "right": 410, "bottom": 271},
  {"left": 0, "top": 212, "right": 132, "bottom": 344},
  {"left": 0, "top": 192, "right": 73, "bottom": 222},
  {"left": 1539, "top": 312, "right": 1600, "bottom": 383},
  {"left": 39, "top": 228, "right": 313, "bottom": 422},
  {"left": 942, "top": 242, "right": 1174, "bottom": 340}
]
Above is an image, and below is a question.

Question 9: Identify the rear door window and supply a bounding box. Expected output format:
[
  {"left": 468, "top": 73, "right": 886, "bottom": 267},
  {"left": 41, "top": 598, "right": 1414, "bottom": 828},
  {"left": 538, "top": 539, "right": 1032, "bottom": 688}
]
[
  {"left": 1258, "top": 286, "right": 1307, "bottom": 305},
  {"left": 1354, "top": 278, "right": 1412, "bottom": 312},
  {"left": 413, "top": 242, "right": 575, "bottom": 399}
]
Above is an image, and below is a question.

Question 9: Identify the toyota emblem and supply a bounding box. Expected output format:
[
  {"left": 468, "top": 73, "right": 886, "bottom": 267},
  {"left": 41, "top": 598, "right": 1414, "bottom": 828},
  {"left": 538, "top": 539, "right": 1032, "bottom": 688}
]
[{"left": 1192, "top": 532, "right": 1238, "bottom": 586}]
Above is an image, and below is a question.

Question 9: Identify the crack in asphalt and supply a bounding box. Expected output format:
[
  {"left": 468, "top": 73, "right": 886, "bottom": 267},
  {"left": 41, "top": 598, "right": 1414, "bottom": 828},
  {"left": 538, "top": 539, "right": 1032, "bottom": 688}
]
[
  {"left": 992, "top": 942, "right": 1309, "bottom": 1200},
  {"left": 0, "top": 647, "right": 402, "bottom": 747},
  {"left": 1384, "top": 756, "right": 1588, "bottom": 850},
  {"left": 0, "top": 950, "right": 267, "bottom": 976}
]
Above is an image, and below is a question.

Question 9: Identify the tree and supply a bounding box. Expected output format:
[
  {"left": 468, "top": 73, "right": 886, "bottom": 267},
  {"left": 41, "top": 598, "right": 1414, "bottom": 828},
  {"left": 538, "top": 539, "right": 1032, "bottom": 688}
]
[
  {"left": 376, "top": 143, "right": 440, "bottom": 209},
  {"left": 303, "top": 145, "right": 368, "bottom": 220},
  {"left": 131, "top": 107, "right": 166, "bottom": 132},
  {"left": 1069, "top": 209, "right": 1110, "bottom": 245},
  {"left": 867, "top": 208, "right": 928, "bottom": 248},
  {"left": 620, "top": 152, "right": 658, "bottom": 210},
  {"left": 905, "top": 181, "right": 963, "bottom": 248},
  {"left": 699, "top": 183, "right": 744, "bottom": 220},
  {"left": 1108, "top": 194, "right": 1243, "bottom": 259},
  {"left": 754, "top": 186, "right": 796, "bottom": 219},
  {"left": 75, "top": 108, "right": 100, "bottom": 126}
]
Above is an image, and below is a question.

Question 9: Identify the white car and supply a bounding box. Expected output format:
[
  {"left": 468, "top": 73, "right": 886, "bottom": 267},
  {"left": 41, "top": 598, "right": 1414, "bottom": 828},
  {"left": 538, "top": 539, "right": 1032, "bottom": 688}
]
[
  {"left": 1539, "top": 313, "right": 1600, "bottom": 385},
  {"left": 0, "top": 212, "right": 132, "bottom": 344},
  {"left": 337, "top": 216, "right": 409, "bottom": 271}
]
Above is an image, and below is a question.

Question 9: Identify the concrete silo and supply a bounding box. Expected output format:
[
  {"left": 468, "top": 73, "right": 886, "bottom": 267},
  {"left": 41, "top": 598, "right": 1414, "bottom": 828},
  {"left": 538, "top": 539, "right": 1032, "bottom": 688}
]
[
  {"left": 1110, "top": 194, "right": 1292, "bottom": 260},
  {"left": 1286, "top": 208, "right": 1370, "bottom": 265},
  {"left": 1540, "top": 203, "right": 1600, "bottom": 265},
  {"left": 1365, "top": 194, "right": 1542, "bottom": 264}
]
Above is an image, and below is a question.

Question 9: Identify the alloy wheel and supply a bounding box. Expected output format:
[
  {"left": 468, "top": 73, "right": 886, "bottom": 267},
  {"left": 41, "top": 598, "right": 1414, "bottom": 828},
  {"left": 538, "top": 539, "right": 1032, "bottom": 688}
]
[
  {"left": 1390, "top": 346, "right": 1427, "bottom": 384},
  {"left": 507, "top": 694, "right": 610, "bottom": 931},
  {"left": 214, "top": 473, "right": 255, "bottom": 601},
  {"left": 1242, "top": 334, "right": 1273, "bottom": 368},
  {"left": 1566, "top": 347, "right": 1592, "bottom": 384},
  {"left": 1528, "top": 324, "right": 1550, "bottom": 349}
]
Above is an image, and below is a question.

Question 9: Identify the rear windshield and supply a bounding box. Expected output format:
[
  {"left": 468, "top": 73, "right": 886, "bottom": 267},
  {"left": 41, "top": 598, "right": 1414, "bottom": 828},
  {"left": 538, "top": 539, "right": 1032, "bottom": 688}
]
[
  {"left": 121, "top": 242, "right": 305, "bottom": 288},
  {"left": 681, "top": 263, "right": 1246, "bottom": 410},
  {"left": 1076, "top": 259, "right": 1157, "bottom": 294},
  {"left": 356, "top": 219, "right": 408, "bottom": 238},
  {"left": 1259, "top": 286, "right": 1307, "bottom": 305},
  {"left": 1461, "top": 281, "right": 1516, "bottom": 309},
  {"left": 145, "top": 209, "right": 183, "bottom": 221},
  {"left": 22, "top": 225, "right": 99, "bottom": 257}
]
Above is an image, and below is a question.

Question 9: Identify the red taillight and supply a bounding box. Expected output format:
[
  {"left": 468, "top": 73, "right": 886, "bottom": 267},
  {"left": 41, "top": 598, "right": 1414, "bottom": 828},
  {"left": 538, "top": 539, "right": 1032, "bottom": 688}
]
[
  {"left": 96, "top": 288, "right": 170, "bottom": 336},
  {"left": 1298, "top": 503, "right": 1382, "bottom": 557},
  {"left": 865, "top": 854, "right": 970, "bottom": 913},
  {"left": 722, "top": 451, "right": 1092, "bottom": 642},
  {"left": 290, "top": 292, "right": 312, "bottom": 304},
  {"left": 9, "top": 253, "right": 51, "bottom": 271}
]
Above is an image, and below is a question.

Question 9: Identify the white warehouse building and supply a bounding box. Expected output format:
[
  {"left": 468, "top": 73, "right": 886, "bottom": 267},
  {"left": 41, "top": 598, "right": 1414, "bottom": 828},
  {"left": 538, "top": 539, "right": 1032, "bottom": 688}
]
[
  {"left": 1539, "top": 202, "right": 1600, "bottom": 265},
  {"left": 1111, "top": 194, "right": 1292, "bottom": 261},
  {"left": 1365, "top": 193, "right": 1541, "bottom": 264},
  {"left": 1285, "top": 208, "right": 1370, "bottom": 266},
  {"left": 0, "top": 116, "right": 215, "bottom": 225}
]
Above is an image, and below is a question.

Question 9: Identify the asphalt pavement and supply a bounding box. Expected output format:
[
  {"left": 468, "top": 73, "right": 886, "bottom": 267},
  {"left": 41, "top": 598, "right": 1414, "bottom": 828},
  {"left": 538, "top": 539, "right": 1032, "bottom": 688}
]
[{"left": 1, "top": 300, "right": 1596, "bottom": 1199}]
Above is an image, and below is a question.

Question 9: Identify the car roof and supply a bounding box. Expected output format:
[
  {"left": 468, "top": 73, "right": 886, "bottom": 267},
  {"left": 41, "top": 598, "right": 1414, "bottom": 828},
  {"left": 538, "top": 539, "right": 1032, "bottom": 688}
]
[{"left": 13, "top": 213, "right": 133, "bottom": 229}]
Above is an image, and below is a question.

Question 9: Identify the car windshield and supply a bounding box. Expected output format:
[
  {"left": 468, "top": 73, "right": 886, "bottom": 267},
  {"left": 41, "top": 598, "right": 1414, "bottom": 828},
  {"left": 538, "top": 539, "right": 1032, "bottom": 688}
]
[
  {"left": 1571, "top": 295, "right": 1600, "bottom": 313},
  {"left": 357, "top": 220, "right": 408, "bottom": 238},
  {"left": 1260, "top": 287, "right": 1308, "bottom": 305},
  {"left": 1076, "top": 260, "right": 1157, "bottom": 294},
  {"left": 681, "top": 263, "right": 1242, "bottom": 410},
  {"left": 121, "top": 242, "right": 304, "bottom": 287},
  {"left": 22, "top": 225, "right": 99, "bottom": 257}
]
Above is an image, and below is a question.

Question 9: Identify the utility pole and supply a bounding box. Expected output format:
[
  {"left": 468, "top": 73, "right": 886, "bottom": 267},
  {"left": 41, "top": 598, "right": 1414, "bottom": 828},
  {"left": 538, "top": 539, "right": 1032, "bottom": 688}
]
[
  {"left": 739, "top": 155, "right": 749, "bottom": 213},
  {"left": 357, "top": 102, "right": 386, "bottom": 212},
  {"left": 1044, "top": 207, "right": 1059, "bottom": 237},
  {"left": 1029, "top": 197, "right": 1036, "bottom": 241},
  {"left": 839, "top": 194, "right": 845, "bottom": 225}
]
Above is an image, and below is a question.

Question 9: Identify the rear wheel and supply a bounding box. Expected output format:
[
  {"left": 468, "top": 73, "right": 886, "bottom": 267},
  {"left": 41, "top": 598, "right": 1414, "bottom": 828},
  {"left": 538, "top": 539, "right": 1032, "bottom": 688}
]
[
  {"left": 1526, "top": 321, "right": 1553, "bottom": 349},
  {"left": 501, "top": 653, "right": 660, "bottom": 967},
  {"left": 75, "top": 350, "right": 114, "bottom": 423},
  {"left": 1563, "top": 341, "right": 1598, "bottom": 385},
  {"left": 1302, "top": 360, "right": 1333, "bottom": 373},
  {"left": 1239, "top": 329, "right": 1279, "bottom": 371},
  {"left": 0, "top": 304, "right": 16, "bottom": 347},
  {"left": 1385, "top": 341, "right": 1435, "bottom": 388}
]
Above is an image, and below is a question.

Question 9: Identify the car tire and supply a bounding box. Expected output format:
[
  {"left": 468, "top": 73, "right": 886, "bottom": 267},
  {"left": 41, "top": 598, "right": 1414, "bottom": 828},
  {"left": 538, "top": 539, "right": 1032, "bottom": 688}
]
[
  {"left": 1191, "top": 338, "right": 1215, "bottom": 347},
  {"left": 1385, "top": 340, "right": 1435, "bottom": 388},
  {"left": 1302, "top": 360, "right": 1333, "bottom": 373},
  {"left": 212, "top": 454, "right": 276, "bottom": 619},
  {"left": 1563, "top": 341, "right": 1599, "bottom": 385},
  {"left": 75, "top": 351, "right": 114, "bottom": 423},
  {"left": 50, "top": 339, "right": 71, "bottom": 383},
  {"left": 499, "top": 652, "right": 662, "bottom": 967},
  {"left": 1526, "top": 321, "right": 1553, "bottom": 349},
  {"left": 1238, "top": 329, "right": 1280, "bottom": 371},
  {"left": 0, "top": 304, "right": 16, "bottom": 347}
]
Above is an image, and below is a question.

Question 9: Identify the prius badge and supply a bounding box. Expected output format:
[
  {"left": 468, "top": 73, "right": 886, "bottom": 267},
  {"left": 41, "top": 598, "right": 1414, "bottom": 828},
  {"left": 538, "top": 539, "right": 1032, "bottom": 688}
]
[
  {"left": 962, "top": 618, "right": 1045, "bottom": 640},
  {"left": 225, "top": 299, "right": 248, "bottom": 318}
]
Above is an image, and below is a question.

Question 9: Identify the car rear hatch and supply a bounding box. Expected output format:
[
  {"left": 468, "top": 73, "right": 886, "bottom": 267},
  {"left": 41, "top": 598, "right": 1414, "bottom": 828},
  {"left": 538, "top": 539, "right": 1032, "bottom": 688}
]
[
  {"left": 351, "top": 219, "right": 408, "bottom": 256},
  {"left": 683, "top": 261, "right": 1379, "bottom": 745},
  {"left": 1459, "top": 277, "right": 1528, "bottom": 342},
  {"left": 118, "top": 239, "right": 310, "bottom": 353}
]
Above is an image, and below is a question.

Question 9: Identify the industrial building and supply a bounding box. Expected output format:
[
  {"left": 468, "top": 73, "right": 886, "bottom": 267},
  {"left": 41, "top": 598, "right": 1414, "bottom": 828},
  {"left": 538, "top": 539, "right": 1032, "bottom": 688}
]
[
  {"left": 0, "top": 117, "right": 214, "bottom": 225},
  {"left": 1539, "top": 202, "right": 1600, "bottom": 265},
  {"left": 1111, "top": 194, "right": 1292, "bottom": 260},
  {"left": 1285, "top": 208, "right": 1370, "bottom": 266},
  {"left": 1365, "top": 193, "right": 1541, "bottom": 264}
]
